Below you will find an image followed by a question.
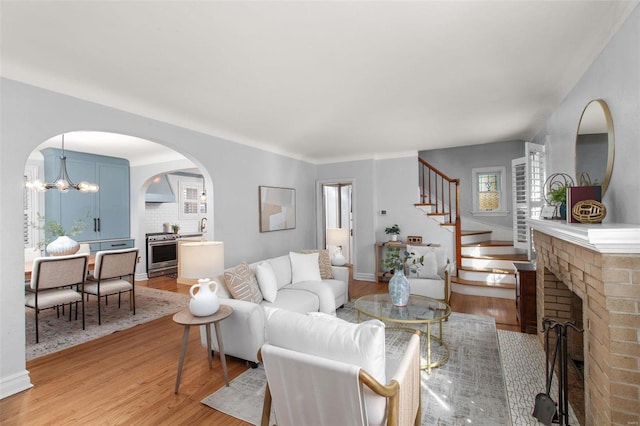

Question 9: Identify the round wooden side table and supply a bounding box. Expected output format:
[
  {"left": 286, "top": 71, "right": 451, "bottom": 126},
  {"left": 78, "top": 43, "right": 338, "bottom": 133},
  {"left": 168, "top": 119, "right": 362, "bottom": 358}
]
[{"left": 172, "top": 304, "right": 233, "bottom": 393}]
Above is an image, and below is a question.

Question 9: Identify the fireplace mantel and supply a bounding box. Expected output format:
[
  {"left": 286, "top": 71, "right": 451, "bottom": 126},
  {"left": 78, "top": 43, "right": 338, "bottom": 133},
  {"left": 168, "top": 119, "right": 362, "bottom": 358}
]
[{"left": 527, "top": 218, "right": 640, "bottom": 254}]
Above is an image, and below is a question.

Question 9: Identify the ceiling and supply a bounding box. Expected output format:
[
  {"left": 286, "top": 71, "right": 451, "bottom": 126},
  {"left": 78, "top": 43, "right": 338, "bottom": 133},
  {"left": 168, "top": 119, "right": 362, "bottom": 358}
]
[{"left": 2, "top": 1, "right": 637, "bottom": 164}]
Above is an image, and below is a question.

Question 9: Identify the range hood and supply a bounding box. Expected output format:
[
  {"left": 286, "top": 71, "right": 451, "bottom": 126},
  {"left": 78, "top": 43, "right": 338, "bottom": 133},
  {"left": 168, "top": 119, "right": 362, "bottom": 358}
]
[{"left": 146, "top": 174, "right": 176, "bottom": 203}]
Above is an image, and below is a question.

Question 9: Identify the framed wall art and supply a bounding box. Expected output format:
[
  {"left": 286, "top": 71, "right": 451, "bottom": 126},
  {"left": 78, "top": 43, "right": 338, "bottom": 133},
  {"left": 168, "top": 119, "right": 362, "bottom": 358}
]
[{"left": 259, "top": 186, "right": 296, "bottom": 232}]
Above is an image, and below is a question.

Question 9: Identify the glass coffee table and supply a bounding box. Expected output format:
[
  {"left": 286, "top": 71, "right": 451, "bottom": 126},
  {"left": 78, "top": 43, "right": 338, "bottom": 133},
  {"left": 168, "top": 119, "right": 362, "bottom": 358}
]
[{"left": 355, "top": 293, "right": 451, "bottom": 373}]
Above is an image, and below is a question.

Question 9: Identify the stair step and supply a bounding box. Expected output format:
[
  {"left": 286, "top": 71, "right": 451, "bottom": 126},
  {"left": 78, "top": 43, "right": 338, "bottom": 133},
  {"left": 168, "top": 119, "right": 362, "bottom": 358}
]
[
  {"left": 457, "top": 266, "right": 516, "bottom": 285},
  {"left": 451, "top": 276, "right": 516, "bottom": 290},
  {"left": 460, "top": 230, "right": 493, "bottom": 244},
  {"left": 462, "top": 240, "right": 515, "bottom": 247},
  {"left": 462, "top": 253, "right": 528, "bottom": 261}
]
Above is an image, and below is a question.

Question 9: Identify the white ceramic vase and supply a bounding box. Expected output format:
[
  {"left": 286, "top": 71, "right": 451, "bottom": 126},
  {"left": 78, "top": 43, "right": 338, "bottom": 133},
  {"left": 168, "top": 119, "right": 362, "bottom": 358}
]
[
  {"left": 189, "top": 279, "right": 220, "bottom": 316},
  {"left": 391, "top": 234, "right": 398, "bottom": 242},
  {"left": 46, "top": 236, "right": 80, "bottom": 256}
]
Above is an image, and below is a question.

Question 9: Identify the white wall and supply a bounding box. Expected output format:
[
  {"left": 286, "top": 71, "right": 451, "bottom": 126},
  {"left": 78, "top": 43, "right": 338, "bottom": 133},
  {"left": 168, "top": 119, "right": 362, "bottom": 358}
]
[
  {"left": 0, "top": 79, "right": 317, "bottom": 398},
  {"left": 532, "top": 5, "right": 640, "bottom": 224}
]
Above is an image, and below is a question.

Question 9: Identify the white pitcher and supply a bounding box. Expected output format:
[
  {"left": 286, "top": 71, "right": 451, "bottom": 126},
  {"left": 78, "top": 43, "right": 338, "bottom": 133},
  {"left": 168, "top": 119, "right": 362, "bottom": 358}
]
[{"left": 189, "top": 279, "right": 220, "bottom": 316}]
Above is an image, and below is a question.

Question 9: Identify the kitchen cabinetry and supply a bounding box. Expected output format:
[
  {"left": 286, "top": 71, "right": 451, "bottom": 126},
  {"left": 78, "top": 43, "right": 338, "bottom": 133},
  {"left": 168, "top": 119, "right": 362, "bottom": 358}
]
[
  {"left": 513, "top": 262, "right": 537, "bottom": 334},
  {"left": 43, "top": 148, "right": 130, "bottom": 244}
]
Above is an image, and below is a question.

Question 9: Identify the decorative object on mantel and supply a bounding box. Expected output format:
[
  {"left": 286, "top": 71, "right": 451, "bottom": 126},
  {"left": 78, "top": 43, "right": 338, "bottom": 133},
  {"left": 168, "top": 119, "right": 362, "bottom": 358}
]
[
  {"left": 24, "top": 134, "right": 99, "bottom": 193},
  {"left": 543, "top": 173, "right": 575, "bottom": 220},
  {"left": 385, "top": 224, "right": 400, "bottom": 242},
  {"left": 382, "top": 246, "right": 424, "bottom": 306},
  {"left": 572, "top": 200, "right": 607, "bottom": 224},
  {"left": 180, "top": 241, "right": 224, "bottom": 316},
  {"left": 567, "top": 185, "right": 602, "bottom": 223}
]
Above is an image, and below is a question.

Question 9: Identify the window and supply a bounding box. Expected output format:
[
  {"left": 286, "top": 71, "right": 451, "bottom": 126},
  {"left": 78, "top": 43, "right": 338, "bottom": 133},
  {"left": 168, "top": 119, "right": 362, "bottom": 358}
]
[
  {"left": 472, "top": 166, "right": 508, "bottom": 216},
  {"left": 179, "top": 178, "right": 207, "bottom": 219}
]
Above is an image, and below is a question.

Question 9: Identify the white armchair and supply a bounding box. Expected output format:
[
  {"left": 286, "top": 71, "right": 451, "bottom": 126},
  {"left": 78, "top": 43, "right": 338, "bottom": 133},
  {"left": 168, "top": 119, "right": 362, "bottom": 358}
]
[
  {"left": 259, "top": 308, "right": 421, "bottom": 426},
  {"left": 406, "top": 245, "right": 451, "bottom": 304}
]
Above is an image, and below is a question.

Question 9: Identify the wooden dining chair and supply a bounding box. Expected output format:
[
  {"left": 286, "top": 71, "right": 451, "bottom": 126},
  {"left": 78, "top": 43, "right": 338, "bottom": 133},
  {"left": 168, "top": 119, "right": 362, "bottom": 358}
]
[
  {"left": 83, "top": 248, "right": 138, "bottom": 325},
  {"left": 25, "top": 253, "right": 89, "bottom": 343}
]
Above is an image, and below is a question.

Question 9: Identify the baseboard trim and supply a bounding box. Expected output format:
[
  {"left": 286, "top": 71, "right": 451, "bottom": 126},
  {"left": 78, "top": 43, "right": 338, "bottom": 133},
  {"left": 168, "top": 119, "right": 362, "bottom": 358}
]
[
  {"left": 354, "top": 272, "right": 376, "bottom": 282},
  {"left": 0, "top": 369, "right": 33, "bottom": 400}
]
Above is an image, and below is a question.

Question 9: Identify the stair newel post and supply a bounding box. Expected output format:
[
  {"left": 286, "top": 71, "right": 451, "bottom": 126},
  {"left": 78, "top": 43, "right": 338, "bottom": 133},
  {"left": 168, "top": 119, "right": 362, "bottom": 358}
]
[{"left": 454, "top": 179, "right": 461, "bottom": 271}]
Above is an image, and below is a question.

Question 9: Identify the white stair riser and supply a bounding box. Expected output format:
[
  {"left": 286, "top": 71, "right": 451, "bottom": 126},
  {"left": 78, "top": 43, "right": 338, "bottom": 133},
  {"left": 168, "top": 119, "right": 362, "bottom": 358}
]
[
  {"left": 462, "top": 246, "right": 525, "bottom": 256},
  {"left": 417, "top": 205, "right": 435, "bottom": 214},
  {"left": 458, "top": 269, "right": 516, "bottom": 284},
  {"left": 451, "top": 283, "right": 515, "bottom": 300},
  {"left": 462, "top": 257, "right": 521, "bottom": 270},
  {"left": 461, "top": 233, "right": 492, "bottom": 245},
  {"left": 427, "top": 214, "right": 445, "bottom": 224}
]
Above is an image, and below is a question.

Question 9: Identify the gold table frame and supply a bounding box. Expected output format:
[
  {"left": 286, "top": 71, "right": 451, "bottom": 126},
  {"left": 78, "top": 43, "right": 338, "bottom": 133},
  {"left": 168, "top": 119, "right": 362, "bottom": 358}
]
[{"left": 354, "top": 293, "right": 451, "bottom": 373}]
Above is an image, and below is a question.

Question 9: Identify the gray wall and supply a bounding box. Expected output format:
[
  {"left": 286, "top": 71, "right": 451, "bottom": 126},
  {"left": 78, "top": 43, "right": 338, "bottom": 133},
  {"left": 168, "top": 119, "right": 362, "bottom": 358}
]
[
  {"left": 532, "top": 5, "right": 640, "bottom": 224},
  {"left": 419, "top": 140, "right": 526, "bottom": 229},
  {"left": 0, "top": 78, "right": 317, "bottom": 397}
]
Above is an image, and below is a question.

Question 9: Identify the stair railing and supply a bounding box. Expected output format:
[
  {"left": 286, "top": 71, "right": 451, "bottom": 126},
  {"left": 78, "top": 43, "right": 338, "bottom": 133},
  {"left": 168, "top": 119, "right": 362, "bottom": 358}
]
[{"left": 418, "top": 158, "right": 462, "bottom": 269}]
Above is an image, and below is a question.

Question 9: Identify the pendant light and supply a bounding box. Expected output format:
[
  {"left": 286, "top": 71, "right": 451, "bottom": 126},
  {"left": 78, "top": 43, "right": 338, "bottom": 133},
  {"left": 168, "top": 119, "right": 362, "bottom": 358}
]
[
  {"left": 25, "top": 134, "right": 99, "bottom": 193},
  {"left": 199, "top": 175, "right": 207, "bottom": 202}
]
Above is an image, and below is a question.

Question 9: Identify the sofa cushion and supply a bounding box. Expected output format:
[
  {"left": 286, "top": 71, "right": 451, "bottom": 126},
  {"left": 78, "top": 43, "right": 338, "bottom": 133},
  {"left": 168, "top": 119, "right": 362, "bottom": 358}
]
[
  {"left": 255, "top": 261, "right": 278, "bottom": 303},
  {"left": 267, "top": 255, "right": 292, "bottom": 289},
  {"left": 265, "top": 308, "right": 386, "bottom": 383},
  {"left": 289, "top": 252, "right": 321, "bottom": 284},
  {"left": 261, "top": 288, "right": 319, "bottom": 313},
  {"left": 224, "top": 262, "right": 263, "bottom": 303},
  {"left": 301, "top": 249, "right": 334, "bottom": 279}
]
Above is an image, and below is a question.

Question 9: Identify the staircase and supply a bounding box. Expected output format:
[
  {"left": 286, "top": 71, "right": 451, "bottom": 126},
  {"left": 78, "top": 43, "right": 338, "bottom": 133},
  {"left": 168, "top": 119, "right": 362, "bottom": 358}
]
[{"left": 417, "top": 160, "right": 525, "bottom": 300}]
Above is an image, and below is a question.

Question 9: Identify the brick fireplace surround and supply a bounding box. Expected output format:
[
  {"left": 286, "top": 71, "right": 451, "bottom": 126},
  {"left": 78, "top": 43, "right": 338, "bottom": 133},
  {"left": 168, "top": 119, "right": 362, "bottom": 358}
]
[{"left": 528, "top": 219, "right": 640, "bottom": 426}]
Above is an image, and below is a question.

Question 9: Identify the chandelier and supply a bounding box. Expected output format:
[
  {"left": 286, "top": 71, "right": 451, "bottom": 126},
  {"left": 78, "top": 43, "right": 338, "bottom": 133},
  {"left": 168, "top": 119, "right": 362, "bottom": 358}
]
[{"left": 25, "top": 134, "right": 100, "bottom": 193}]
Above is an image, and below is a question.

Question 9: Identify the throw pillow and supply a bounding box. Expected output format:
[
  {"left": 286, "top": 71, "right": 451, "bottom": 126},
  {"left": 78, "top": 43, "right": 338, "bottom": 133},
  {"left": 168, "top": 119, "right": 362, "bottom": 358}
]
[
  {"left": 224, "top": 261, "right": 263, "bottom": 303},
  {"left": 255, "top": 261, "right": 278, "bottom": 303},
  {"left": 301, "top": 249, "right": 334, "bottom": 279},
  {"left": 407, "top": 245, "right": 440, "bottom": 279},
  {"left": 289, "top": 251, "right": 321, "bottom": 283}
]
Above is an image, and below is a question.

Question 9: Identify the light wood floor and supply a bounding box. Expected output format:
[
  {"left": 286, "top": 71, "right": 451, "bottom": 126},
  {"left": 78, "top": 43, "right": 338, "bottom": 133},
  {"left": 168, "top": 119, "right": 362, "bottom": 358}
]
[{"left": 1, "top": 277, "right": 519, "bottom": 425}]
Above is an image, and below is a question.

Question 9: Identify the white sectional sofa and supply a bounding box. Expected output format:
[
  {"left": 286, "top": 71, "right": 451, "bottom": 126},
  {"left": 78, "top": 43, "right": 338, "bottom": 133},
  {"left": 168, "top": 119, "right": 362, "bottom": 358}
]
[{"left": 199, "top": 251, "right": 349, "bottom": 365}]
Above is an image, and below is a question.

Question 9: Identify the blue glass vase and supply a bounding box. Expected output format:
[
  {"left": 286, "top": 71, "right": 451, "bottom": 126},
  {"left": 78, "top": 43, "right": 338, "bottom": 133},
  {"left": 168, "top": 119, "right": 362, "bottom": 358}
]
[{"left": 389, "top": 269, "right": 410, "bottom": 306}]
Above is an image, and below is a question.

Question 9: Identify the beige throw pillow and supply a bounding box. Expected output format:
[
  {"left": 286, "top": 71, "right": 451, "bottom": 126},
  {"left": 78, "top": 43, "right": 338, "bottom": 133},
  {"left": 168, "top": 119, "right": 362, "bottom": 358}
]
[
  {"left": 301, "top": 249, "right": 334, "bottom": 279},
  {"left": 224, "top": 261, "right": 263, "bottom": 303}
]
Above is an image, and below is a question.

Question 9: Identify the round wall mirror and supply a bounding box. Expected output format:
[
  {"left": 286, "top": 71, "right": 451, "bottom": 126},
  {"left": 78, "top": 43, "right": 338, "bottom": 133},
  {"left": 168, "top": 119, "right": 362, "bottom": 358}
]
[{"left": 575, "top": 99, "right": 614, "bottom": 195}]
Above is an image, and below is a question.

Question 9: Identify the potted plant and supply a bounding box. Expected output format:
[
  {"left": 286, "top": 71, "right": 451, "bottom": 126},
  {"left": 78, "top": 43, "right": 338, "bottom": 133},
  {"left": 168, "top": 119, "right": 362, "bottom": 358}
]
[
  {"left": 32, "top": 214, "right": 86, "bottom": 255},
  {"left": 385, "top": 224, "right": 400, "bottom": 242},
  {"left": 171, "top": 224, "right": 180, "bottom": 234},
  {"left": 548, "top": 184, "right": 570, "bottom": 220}
]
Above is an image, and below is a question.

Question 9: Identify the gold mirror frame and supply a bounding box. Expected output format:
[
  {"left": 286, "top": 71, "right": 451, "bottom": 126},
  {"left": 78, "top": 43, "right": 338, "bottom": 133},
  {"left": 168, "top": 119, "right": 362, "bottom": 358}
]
[{"left": 575, "top": 99, "right": 615, "bottom": 195}]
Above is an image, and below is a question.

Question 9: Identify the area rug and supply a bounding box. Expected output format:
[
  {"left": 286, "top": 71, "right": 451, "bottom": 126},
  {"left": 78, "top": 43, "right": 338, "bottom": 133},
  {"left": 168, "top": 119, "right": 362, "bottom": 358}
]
[
  {"left": 26, "top": 286, "right": 189, "bottom": 360},
  {"left": 202, "top": 303, "right": 511, "bottom": 425}
]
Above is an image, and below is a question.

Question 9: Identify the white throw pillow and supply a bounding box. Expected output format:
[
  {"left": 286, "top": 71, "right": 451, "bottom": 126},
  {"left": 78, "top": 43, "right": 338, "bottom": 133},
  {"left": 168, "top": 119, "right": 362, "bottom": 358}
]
[
  {"left": 289, "top": 251, "right": 321, "bottom": 283},
  {"left": 255, "top": 261, "right": 278, "bottom": 303},
  {"left": 407, "top": 245, "right": 441, "bottom": 279}
]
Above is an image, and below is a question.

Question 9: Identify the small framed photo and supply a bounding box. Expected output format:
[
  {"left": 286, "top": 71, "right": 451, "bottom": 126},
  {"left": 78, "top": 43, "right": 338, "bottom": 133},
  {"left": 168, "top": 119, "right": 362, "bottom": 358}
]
[{"left": 541, "top": 205, "right": 557, "bottom": 219}]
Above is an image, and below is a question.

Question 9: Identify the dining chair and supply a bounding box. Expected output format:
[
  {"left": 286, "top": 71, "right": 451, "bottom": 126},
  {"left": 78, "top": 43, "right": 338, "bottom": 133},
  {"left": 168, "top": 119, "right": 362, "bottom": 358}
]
[
  {"left": 25, "top": 253, "right": 89, "bottom": 343},
  {"left": 83, "top": 248, "right": 138, "bottom": 325}
]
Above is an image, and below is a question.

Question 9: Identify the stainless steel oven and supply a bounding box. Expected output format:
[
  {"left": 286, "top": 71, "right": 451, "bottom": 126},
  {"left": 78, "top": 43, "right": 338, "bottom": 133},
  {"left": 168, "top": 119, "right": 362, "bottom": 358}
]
[{"left": 146, "top": 233, "right": 178, "bottom": 278}]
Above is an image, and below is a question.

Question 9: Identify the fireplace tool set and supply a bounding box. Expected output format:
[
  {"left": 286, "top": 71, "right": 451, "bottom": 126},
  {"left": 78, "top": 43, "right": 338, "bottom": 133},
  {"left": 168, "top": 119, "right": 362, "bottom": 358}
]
[{"left": 533, "top": 318, "right": 584, "bottom": 426}]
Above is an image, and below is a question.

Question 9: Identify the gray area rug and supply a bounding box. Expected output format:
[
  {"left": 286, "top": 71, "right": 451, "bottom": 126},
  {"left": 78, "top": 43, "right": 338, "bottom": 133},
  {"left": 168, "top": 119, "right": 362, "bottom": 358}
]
[
  {"left": 202, "top": 303, "right": 511, "bottom": 425},
  {"left": 26, "top": 285, "right": 189, "bottom": 360}
]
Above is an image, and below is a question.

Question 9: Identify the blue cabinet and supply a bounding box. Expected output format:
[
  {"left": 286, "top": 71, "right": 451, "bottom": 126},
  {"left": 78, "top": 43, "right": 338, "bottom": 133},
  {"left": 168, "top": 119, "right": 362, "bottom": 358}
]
[{"left": 43, "top": 148, "right": 130, "bottom": 242}]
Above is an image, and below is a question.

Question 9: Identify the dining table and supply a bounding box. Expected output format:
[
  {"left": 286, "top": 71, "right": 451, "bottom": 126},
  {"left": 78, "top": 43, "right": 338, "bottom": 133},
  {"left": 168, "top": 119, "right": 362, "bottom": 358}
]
[{"left": 24, "top": 254, "right": 96, "bottom": 281}]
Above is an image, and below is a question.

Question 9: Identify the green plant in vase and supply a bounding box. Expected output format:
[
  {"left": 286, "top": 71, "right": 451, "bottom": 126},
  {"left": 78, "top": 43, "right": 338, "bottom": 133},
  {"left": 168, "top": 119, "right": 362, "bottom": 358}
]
[
  {"left": 32, "top": 214, "right": 87, "bottom": 254},
  {"left": 385, "top": 224, "right": 400, "bottom": 241}
]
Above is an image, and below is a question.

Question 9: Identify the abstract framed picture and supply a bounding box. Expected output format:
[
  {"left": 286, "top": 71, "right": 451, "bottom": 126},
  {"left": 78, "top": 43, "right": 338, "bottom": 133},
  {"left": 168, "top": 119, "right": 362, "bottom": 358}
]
[{"left": 259, "top": 186, "right": 296, "bottom": 232}]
